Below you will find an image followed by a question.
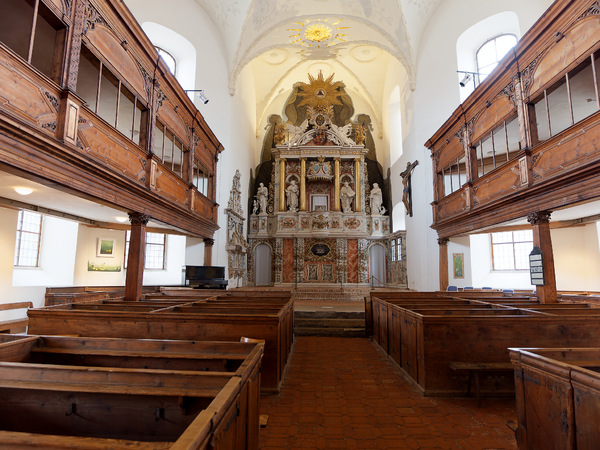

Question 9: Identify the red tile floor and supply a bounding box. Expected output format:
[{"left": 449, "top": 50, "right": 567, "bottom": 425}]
[{"left": 260, "top": 337, "right": 517, "bottom": 449}]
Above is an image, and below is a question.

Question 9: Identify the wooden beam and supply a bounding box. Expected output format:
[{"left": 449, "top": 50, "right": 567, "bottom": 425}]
[{"left": 124, "top": 213, "right": 148, "bottom": 302}]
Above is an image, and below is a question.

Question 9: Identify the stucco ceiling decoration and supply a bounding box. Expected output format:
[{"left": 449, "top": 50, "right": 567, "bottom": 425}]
[
  {"left": 351, "top": 44, "right": 380, "bottom": 62},
  {"left": 288, "top": 18, "right": 349, "bottom": 48},
  {"left": 260, "top": 48, "right": 289, "bottom": 65}
]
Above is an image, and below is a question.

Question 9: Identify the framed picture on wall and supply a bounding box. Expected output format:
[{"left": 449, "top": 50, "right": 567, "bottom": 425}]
[
  {"left": 97, "top": 238, "right": 115, "bottom": 257},
  {"left": 453, "top": 253, "right": 464, "bottom": 279}
]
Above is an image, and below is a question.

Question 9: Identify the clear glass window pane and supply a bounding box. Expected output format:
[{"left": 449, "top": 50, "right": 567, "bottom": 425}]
[
  {"left": 164, "top": 130, "right": 174, "bottom": 167},
  {"left": 477, "top": 34, "right": 517, "bottom": 83},
  {"left": 570, "top": 61, "right": 599, "bottom": 123},
  {"left": 14, "top": 210, "right": 42, "bottom": 267},
  {"left": 173, "top": 139, "right": 183, "bottom": 177},
  {"left": 156, "top": 47, "right": 176, "bottom": 75},
  {"left": 117, "top": 85, "right": 135, "bottom": 139},
  {"left": 32, "top": 3, "right": 61, "bottom": 80},
  {"left": 505, "top": 116, "right": 521, "bottom": 154},
  {"left": 97, "top": 67, "right": 119, "bottom": 127},
  {"left": 0, "top": 0, "right": 35, "bottom": 61},
  {"left": 547, "top": 81, "right": 571, "bottom": 136},
  {"left": 154, "top": 121, "right": 164, "bottom": 160},
  {"left": 77, "top": 46, "right": 100, "bottom": 112},
  {"left": 133, "top": 101, "right": 144, "bottom": 146}
]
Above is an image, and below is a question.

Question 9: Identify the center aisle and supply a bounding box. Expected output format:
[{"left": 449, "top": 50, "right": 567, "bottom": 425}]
[{"left": 260, "top": 336, "right": 517, "bottom": 449}]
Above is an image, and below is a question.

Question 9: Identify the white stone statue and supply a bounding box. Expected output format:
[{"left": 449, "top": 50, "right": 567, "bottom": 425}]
[
  {"left": 370, "top": 183, "right": 385, "bottom": 215},
  {"left": 286, "top": 179, "right": 299, "bottom": 212},
  {"left": 340, "top": 181, "right": 355, "bottom": 213},
  {"left": 256, "top": 182, "right": 268, "bottom": 214},
  {"left": 252, "top": 199, "right": 259, "bottom": 215}
]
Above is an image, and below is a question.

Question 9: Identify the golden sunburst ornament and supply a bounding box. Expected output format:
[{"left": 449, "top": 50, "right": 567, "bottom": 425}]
[
  {"left": 289, "top": 19, "right": 348, "bottom": 48},
  {"left": 297, "top": 71, "right": 345, "bottom": 110}
]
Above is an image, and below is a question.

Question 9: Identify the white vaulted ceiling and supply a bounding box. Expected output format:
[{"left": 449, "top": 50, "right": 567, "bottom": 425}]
[{"left": 192, "top": 0, "right": 444, "bottom": 126}]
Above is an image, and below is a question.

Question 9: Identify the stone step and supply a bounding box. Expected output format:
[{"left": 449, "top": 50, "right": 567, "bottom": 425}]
[
  {"left": 294, "top": 311, "right": 364, "bottom": 320},
  {"left": 294, "top": 327, "right": 366, "bottom": 337},
  {"left": 294, "top": 318, "right": 365, "bottom": 328}
]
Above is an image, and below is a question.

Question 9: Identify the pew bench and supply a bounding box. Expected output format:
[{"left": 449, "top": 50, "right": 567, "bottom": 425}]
[
  {"left": 449, "top": 361, "right": 515, "bottom": 407},
  {"left": 0, "top": 334, "right": 263, "bottom": 449},
  {"left": 0, "top": 302, "right": 33, "bottom": 333}
]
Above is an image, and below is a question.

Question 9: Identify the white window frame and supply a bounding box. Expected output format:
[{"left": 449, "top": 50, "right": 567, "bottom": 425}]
[
  {"left": 491, "top": 230, "right": 533, "bottom": 271},
  {"left": 124, "top": 230, "right": 166, "bottom": 270},
  {"left": 14, "top": 210, "right": 42, "bottom": 267}
]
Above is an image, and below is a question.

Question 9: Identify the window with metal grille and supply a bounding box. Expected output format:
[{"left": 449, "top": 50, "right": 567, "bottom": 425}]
[
  {"left": 14, "top": 210, "right": 42, "bottom": 267},
  {"left": 125, "top": 231, "right": 166, "bottom": 270},
  {"left": 491, "top": 230, "right": 533, "bottom": 271}
]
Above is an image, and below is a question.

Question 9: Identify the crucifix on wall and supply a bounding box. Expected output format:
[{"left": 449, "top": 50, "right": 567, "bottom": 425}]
[{"left": 400, "top": 160, "right": 419, "bottom": 217}]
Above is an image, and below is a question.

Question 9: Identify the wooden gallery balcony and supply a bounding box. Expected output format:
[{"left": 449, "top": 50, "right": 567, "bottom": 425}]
[
  {"left": 426, "top": 0, "right": 600, "bottom": 239},
  {"left": 0, "top": 0, "right": 223, "bottom": 238}
]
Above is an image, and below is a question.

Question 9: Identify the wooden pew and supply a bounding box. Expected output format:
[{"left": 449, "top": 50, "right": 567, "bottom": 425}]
[
  {"left": 0, "top": 302, "right": 33, "bottom": 333},
  {"left": 368, "top": 293, "right": 600, "bottom": 397},
  {"left": 0, "top": 334, "right": 263, "bottom": 449},
  {"left": 510, "top": 347, "right": 600, "bottom": 450},
  {"left": 27, "top": 298, "right": 294, "bottom": 394}
]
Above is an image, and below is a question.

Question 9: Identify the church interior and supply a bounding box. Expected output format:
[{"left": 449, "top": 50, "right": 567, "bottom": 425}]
[{"left": 0, "top": 0, "right": 599, "bottom": 448}]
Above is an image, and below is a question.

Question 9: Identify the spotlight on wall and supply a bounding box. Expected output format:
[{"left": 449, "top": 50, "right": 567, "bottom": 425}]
[
  {"left": 185, "top": 89, "right": 209, "bottom": 104},
  {"left": 459, "top": 73, "right": 471, "bottom": 87}
]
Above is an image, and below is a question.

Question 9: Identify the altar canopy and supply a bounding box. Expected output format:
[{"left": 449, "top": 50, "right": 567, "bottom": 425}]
[{"left": 248, "top": 72, "right": 404, "bottom": 286}]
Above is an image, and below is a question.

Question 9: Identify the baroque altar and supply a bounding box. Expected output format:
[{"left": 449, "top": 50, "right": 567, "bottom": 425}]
[{"left": 248, "top": 72, "right": 397, "bottom": 286}]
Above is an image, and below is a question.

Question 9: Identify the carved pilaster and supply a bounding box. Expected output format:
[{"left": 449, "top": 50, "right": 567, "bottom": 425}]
[
  {"left": 527, "top": 211, "right": 556, "bottom": 303},
  {"left": 526, "top": 211, "right": 552, "bottom": 225},
  {"left": 438, "top": 237, "right": 449, "bottom": 291}
]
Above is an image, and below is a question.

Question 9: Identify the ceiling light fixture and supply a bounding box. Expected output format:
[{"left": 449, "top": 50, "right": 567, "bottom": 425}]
[
  {"left": 14, "top": 187, "right": 33, "bottom": 196},
  {"left": 115, "top": 216, "right": 128, "bottom": 223}
]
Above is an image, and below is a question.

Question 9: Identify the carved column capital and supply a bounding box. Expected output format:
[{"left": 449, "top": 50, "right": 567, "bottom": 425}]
[
  {"left": 128, "top": 213, "right": 149, "bottom": 226},
  {"left": 204, "top": 238, "right": 215, "bottom": 247},
  {"left": 437, "top": 237, "right": 449, "bottom": 246},
  {"left": 527, "top": 211, "right": 552, "bottom": 225}
]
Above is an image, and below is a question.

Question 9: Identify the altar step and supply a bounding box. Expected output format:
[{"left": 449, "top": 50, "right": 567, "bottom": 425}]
[
  {"left": 291, "top": 286, "right": 371, "bottom": 303},
  {"left": 294, "top": 310, "right": 366, "bottom": 337}
]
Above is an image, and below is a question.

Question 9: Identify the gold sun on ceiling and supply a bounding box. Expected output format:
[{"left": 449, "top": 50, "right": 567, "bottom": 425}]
[{"left": 289, "top": 19, "right": 348, "bottom": 48}]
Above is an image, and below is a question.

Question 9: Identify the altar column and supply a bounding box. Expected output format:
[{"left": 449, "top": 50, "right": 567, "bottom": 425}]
[
  {"left": 300, "top": 158, "right": 307, "bottom": 211},
  {"left": 279, "top": 158, "right": 286, "bottom": 212},
  {"left": 334, "top": 157, "right": 341, "bottom": 211},
  {"left": 354, "top": 158, "right": 361, "bottom": 212}
]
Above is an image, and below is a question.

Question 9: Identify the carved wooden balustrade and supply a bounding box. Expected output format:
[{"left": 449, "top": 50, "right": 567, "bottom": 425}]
[
  {"left": 0, "top": 0, "right": 222, "bottom": 238},
  {"left": 426, "top": 0, "right": 600, "bottom": 239}
]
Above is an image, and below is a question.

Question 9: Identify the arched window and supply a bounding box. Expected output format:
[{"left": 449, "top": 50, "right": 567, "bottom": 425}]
[
  {"left": 476, "top": 34, "right": 518, "bottom": 83},
  {"left": 156, "top": 46, "right": 176, "bottom": 76},
  {"left": 456, "top": 12, "right": 521, "bottom": 101}
]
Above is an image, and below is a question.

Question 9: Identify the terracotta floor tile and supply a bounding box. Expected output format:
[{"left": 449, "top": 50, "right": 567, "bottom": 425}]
[{"left": 259, "top": 336, "right": 517, "bottom": 449}]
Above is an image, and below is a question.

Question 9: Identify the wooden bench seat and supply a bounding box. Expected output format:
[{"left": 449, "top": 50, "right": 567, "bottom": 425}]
[
  {"left": 0, "top": 302, "right": 33, "bottom": 334},
  {"left": 0, "top": 335, "right": 263, "bottom": 449},
  {"left": 27, "top": 297, "right": 294, "bottom": 393},
  {"left": 367, "top": 292, "right": 600, "bottom": 396},
  {"left": 449, "top": 362, "right": 515, "bottom": 406}
]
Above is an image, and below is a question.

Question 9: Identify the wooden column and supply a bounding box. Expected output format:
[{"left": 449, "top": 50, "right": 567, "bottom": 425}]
[
  {"left": 300, "top": 158, "right": 307, "bottom": 211},
  {"left": 438, "top": 237, "right": 449, "bottom": 291},
  {"left": 279, "top": 158, "right": 286, "bottom": 212},
  {"left": 354, "top": 158, "right": 361, "bottom": 212},
  {"left": 204, "top": 238, "right": 214, "bottom": 266},
  {"left": 125, "top": 213, "right": 148, "bottom": 302},
  {"left": 334, "top": 157, "right": 341, "bottom": 211},
  {"left": 527, "top": 211, "right": 557, "bottom": 303}
]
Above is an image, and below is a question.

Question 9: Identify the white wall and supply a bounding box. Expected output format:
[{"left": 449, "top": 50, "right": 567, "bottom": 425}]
[
  {"left": 73, "top": 226, "right": 126, "bottom": 286},
  {"left": 125, "top": 0, "right": 256, "bottom": 285},
  {"left": 392, "top": 0, "right": 553, "bottom": 290},
  {"left": 0, "top": 207, "right": 46, "bottom": 310},
  {"left": 143, "top": 234, "right": 187, "bottom": 286},
  {"left": 447, "top": 236, "right": 472, "bottom": 289},
  {"left": 553, "top": 224, "right": 600, "bottom": 291},
  {"left": 185, "top": 237, "right": 204, "bottom": 265},
  {"left": 469, "top": 233, "right": 532, "bottom": 290}
]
